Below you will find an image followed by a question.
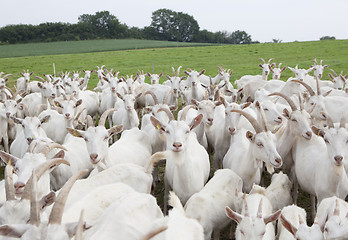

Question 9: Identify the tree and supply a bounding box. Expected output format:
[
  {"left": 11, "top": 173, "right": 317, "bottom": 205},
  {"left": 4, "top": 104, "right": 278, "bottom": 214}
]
[
  {"left": 320, "top": 36, "right": 335, "bottom": 40},
  {"left": 230, "top": 30, "right": 252, "bottom": 44},
  {"left": 78, "top": 11, "right": 126, "bottom": 38},
  {"left": 150, "top": 8, "right": 199, "bottom": 42}
]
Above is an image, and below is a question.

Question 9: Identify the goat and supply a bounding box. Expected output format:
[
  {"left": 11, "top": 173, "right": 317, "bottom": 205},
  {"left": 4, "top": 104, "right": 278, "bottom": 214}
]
[
  {"left": 184, "top": 169, "right": 243, "bottom": 240},
  {"left": 150, "top": 113, "right": 210, "bottom": 212},
  {"left": 0, "top": 170, "right": 89, "bottom": 240},
  {"left": 250, "top": 171, "right": 293, "bottom": 211},
  {"left": 223, "top": 109, "right": 282, "bottom": 192},
  {"left": 279, "top": 205, "right": 324, "bottom": 240},
  {"left": 226, "top": 193, "right": 281, "bottom": 240}
]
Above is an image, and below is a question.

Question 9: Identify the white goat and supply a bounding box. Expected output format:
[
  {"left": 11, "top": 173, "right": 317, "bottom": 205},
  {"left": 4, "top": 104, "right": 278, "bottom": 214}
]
[
  {"left": 223, "top": 109, "right": 282, "bottom": 192},
  {"left": 315, "top": 196, "right": 348, "bottom": 240},
  {"left": 278, "top": 205, "right": 324, "bottom": 240},
  {"left": 150, "top": 113, "right": 210, "bottom": 212},
  {"left": 225, "top": 193, "right": 281, "bottom": 240},
  {"left": 184, "top": 169, "right": 243, "bottom": 240},
  {"left": 83, "top": 192, "right": 163, "bottom": 240},
  {"left": 147, "top": 191, "right": 204, "bottom": 240},
  {"left": 67, "top": 109, "right": 152, "bottom": 172},
  {"left": 250, "top": 171, "right": 293, "bottom": 211}
]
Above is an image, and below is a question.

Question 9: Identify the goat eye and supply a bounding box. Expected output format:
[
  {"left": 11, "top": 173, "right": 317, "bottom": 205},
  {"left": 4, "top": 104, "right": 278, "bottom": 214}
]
[
  {"left": 263, "top": 108, "right": 268, "bottom": 111},
  {"left": 257, "top": 142, "right": 264, "bottom": 148},
  {"left": 324, "top": 138, "right": 329, "bottom": 143},
  {"left": 165, "top": 130, "right": 170, "bottom": 134},
  {"left": 240, "top": 230, "right": 245, "bottom": 235},
  {"left": 185, "top": 131, "right": 189, "bottom": 134},
  {"left": 84, "top": 138, "right": 88, "bottom": 142},
  {"left": 291, "top": 118, "right": 297, "bottom": 122}
]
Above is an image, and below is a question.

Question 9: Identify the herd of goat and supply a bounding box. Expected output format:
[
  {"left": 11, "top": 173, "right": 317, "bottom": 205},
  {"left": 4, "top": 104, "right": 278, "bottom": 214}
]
[{"left": 0, "top": 57, "right": 348, "bottom": 239}]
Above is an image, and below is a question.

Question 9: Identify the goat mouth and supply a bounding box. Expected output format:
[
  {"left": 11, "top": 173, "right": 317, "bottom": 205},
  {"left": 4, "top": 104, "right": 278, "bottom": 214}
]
[
  {"left": 172, "top": 148, "right": 182, "bottom": 153},
  {"left": 274, "top": 119, "right": 282, "bottom": 124}
]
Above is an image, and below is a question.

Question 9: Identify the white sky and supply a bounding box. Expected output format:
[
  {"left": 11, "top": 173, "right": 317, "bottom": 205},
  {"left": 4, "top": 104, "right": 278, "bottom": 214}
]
[{"left": 1, "top": 0, "right": 347, "bottom": 43}]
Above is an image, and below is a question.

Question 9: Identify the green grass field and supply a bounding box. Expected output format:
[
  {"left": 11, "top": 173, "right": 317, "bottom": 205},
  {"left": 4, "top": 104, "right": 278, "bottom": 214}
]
[{"left": 1, "top": 39, "right": 348, "bottom": 89}]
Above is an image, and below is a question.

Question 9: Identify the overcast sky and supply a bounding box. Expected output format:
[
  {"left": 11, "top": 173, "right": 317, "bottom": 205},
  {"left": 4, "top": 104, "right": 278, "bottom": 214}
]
[{"left": 1, "top": 0, "right": 347, "bottom": 43}]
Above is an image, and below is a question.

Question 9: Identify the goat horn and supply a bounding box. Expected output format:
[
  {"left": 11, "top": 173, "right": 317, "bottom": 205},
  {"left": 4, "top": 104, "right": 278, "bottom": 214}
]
[
  {"left": 320, "top": 59, "right": 323, "bottom": 65},
  {"left": 5, "top": 164, "right": 15, "bottom": 201},
  {"left": 315, "top": 76, "right": 321, "bottom": 95},
  {"left": 340, "top": 115, "right": 346, "bottom": 129},
  {"left": 163, "top": 90, "right": 173, "bottom": 105},
  {"left": 35, "top": 76, "right": 46, "bottom": 82},
  {"left": 39, "top": 143, "right": 67, "bottom": 156},
  {"left": 255, "top": 102, "right": 269, "bottom": 132},
  {"left": 329, "top": 69, "right": 338, "bottom": 77},
  {"left": 2, "top": 74, "right": 13, "bottom": 79},
  {"left": 142, "top": 226, "right": 168, "bottom": 240},
  {"left": 230, "top": 109, "right": 263, "bottom": 134},
  {"left": 326, "top": 114, "right": 335, "bottom": 128},
  {"left": 180, "top": 105, "right": 196, "bottom": 121},
  {"left": 74, "top": 107, "right": 87, "bottom": 123},
  {"left": 268, "top": 92, "right": 298, "bottom": 111},
  {"left": 30, "top": 171, "right": 40, "bottom": 226},
  {"left": 243, "top": 198, "right": 249, "bottom": 217},
  {"left": 98, "top": 108, "right": 117, "bottom": 127},
  {"left": 298, "top": 94, "right": 304, "bottom": 111},
  {"left": 49, "top": 169, "right": 88, "bottom": 225},
  {"left": 87, "top": 115, "right": 95, "bottom": 127},
  {"left": 22, "top": 158, "right": 70, "bottom": 200},
  {"left": 177, "top": 66, "right": 182, "bottom": 77},
  {"left": 291, "top": 80, "right": 316, "bottom": 96},
  {"left": 144, "top": 91, "right": 159, "bottom": 105},
  {"left": 313, "top": 58, "right": 318, "bottom": 65},
  {"left": 157, "top": 108, "right": 174, "bottom": 122},
  {"left": 267, "top": 58, "right": 274, "bottom": 64},
  {"left": 259, "top": 58, "right": 266, "bottom": 64},
  {"left": 171, "top": 67, "right": 175, "bottom": 77},
  {"left": 333, "top": 199, "right": 340, "bottom": 216},
  {"left": 4, "top": 87, "right": 14, "bottom": 97},
  {"left": 75, "top": 210, "right": 85, "bottom": 240},
  {"left": 257, "top": 198, "right": 263, "bottom": 218}
]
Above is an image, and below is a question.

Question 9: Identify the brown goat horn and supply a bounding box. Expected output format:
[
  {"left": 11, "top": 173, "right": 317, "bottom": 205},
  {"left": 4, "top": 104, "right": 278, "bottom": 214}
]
[
  {"left": 5, "top": 164, "right": 15, "bottom": 201},
  {"left": 291, "top": 80, "right": 316, "bottom": 96},
  {"left": 157, "top": 108, "right": 174, "bottom": 122},
  {"left": 180, "top": 105, "right": 196, "bottom": 121},
  {"left": 98, "top": 108, "right": 118, "bottom": 127},
  {"left": 269, "top": 92, "right": 298, "bottom": 111},
  {"left": 230, "top": 109, "right": 263, "bottom": 134},
  {"left": 22, "top": 158, "right": 70, "bottom": 200},
  {"left": 144, "top": 90, "right": 159, "bottom": 105},
  {"left": 49, "top": 169, "right": 89, "bottom": 225}
]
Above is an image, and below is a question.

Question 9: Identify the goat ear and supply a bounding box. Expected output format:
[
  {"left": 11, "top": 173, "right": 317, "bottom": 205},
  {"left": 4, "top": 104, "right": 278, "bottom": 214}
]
[
  {"left": 67, "top": 128, "right": 84, "bottom": 138},
  {"left": 0, "top": 151, "right": 19, "bottom": 166},
  {"left": 189, "top": 114, "right": 203, "bottom": 131},
  {"left": 0, "top": 224, "right": 30, "bottom": 238},
  {"left": 52, "top": 150, "right": 65, "bottom": 159},
  {"left": 190, "top": 99, "right": 198, "bottom": 106},
  {"left": 241, "top": 102, "right": 251, "bottom": 109},
  {"left": 40, "top": 191, "right": 56, "bottom": 210},
  {"left": 280, "top": 214, "right": 298, "bottom": 236},
  {"left": 10, "top": 116, "right": 22, "bottom": 125},
  {"left": 40, "top": 115, "right": 50, "bottom": 124},
  {"left": 246, "top": 131, "right": 254, "bottom": 142},
  {"left": 311, "top": 126, "right": 325, "bottom": 138},
  {"left": 54, "top": 101, "right": 62, "bottom": 108},
  {"left": 258, "top": 64, "right": 263, "bottom": 68},
  {"left": 108, "top": 125, "right": 123, "bottom": 137},
  {"left": 264, "top": 210, "right": 281, "bottom": 224},
  {"left": 225, "top": 206, "right": 243, "bottom": 224},
  {"left": 169, "top": 105, "right": 178, "bottom": 111},
  {"left": 150, "top": 116, "right": 165, "bottom": 132},
  {"left": 75, "top": 99, "right": 83, "bottom": 107},
  {"left": 282, "top": 108, "right": 290, "bottom": 119}
]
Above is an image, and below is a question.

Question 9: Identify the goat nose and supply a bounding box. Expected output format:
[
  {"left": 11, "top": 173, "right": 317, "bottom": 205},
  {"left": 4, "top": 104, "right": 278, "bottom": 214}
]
[
  {"left": 305, "top": 131, "right": 312, "bottom": 139},
  {"left": 14, "top": 182, "right": 25, "bottom": 190},
  {"left": 207, "top": 118, "right": 213, "bottom": 124},
  {"left": 27, "top": 137, "right": 33, "bottom": 144},
  {"left": 173, "top": 142, "right": 182, "bottom": 148},
  {"left": 6, "top": 112, "right": 10, "bottom": 118},
  {"left": 229, "top": 127, "right": 236, "bottom": 135},
  {"left": 52, "top": 93, "right": 56, "bottom": 98},
  {"left": 90, "top": 153, "right": 99, "bottom": 164},
  {"left": 65, "top": 113, "right": 70, "bottom": 118},
  {"left": 334, "top": 155, "right": 343, "bottom": 165},
  {"left": 274, "top": 157, "right": 282, "bottom": 166}
]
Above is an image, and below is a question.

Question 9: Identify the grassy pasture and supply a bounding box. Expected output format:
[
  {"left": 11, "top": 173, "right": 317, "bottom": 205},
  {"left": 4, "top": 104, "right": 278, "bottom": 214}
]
[
  {"left": 1, "top": 39, "right": 348, "bottom": 238},
  {"left": 1, "top": 39, "right": 348, "bottom": 90}
]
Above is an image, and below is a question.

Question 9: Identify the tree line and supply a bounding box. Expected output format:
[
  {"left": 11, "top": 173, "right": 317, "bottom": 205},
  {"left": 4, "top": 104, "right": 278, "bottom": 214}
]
[{"left": 0, "top": 9, "right": 258, "bottom": 45}]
